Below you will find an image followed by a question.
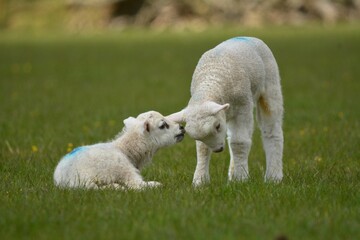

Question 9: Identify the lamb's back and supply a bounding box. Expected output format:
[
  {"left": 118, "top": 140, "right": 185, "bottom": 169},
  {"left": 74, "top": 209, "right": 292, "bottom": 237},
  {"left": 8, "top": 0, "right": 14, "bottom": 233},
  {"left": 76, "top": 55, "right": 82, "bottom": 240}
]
[{"left": 191, "top": 37, "right": 276, "bottom": 103}]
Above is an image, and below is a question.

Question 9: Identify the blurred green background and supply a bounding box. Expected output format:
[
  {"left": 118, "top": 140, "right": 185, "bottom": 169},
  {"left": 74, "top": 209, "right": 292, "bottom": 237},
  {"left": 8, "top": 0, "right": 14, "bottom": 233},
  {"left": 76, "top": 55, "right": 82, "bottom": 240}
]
[{"left": 1, "top": 1, "right": 359, "bottom": 240}]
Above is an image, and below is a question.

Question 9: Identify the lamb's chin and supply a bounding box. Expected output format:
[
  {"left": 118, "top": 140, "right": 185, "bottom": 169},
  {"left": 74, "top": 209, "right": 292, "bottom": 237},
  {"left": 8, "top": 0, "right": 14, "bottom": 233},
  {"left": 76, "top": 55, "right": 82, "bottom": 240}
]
[{"left": 175, "top": 134, "right": 184, "bottom": 142}]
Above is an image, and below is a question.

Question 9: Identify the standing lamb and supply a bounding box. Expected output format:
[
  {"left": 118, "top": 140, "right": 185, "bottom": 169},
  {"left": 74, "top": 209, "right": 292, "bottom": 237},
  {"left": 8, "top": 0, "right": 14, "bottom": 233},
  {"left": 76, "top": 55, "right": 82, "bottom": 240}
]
[
  {"left": 168, "top": 37, "right": 284, "bottom": 186},
  {"left": 54, "top": 111, "right": 185, "bottom": 189}
]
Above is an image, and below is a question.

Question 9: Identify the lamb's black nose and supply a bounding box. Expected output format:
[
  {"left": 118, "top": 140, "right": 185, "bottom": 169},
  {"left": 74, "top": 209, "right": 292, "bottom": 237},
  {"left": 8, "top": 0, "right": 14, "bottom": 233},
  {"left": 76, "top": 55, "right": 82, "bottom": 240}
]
[{"left": 179, "top": 125, "right": 185, "bottom": 134}]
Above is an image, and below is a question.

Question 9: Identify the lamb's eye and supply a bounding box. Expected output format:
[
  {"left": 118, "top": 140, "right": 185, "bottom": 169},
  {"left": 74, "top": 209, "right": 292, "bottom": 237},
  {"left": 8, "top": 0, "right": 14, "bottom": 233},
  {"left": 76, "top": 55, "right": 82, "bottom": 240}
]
[
  {"left": 216, "top": 123, "right": 221, "bottom": 131},
  {"left": 159, "top": 121, "right": 169, "bottom": 130}
]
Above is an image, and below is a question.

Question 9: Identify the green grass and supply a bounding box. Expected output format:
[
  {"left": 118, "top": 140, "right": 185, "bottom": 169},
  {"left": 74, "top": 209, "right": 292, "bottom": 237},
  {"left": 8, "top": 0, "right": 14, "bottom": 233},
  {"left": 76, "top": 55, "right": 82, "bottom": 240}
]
[{"left": 0, "top": 25, "right": 359, "bottom": 239}]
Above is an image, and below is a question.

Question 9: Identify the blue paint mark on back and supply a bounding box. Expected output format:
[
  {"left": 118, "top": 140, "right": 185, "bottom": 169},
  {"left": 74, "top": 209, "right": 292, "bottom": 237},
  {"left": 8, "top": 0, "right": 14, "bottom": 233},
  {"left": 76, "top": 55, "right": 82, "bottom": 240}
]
[
  {"left": 231, "top": 37, "right": 251, "bottom": 42},
  {"left": 65, "top": 146, "right": 86, "bottom": 158}
]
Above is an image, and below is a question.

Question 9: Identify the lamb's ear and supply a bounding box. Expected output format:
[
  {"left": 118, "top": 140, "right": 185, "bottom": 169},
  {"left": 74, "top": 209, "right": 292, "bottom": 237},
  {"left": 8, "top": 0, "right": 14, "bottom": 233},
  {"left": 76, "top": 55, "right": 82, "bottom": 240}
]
[
  {"left": 166, "top": 109, "right": 186, "bottom": 123},
  {"left": 143, "top": 121, "right": 150, "bottom": 133},
  {"left": 208, "top": 102, "right": 230, "bottom": 114},
  {"left": 123, "top": 117, "right": 138, "bottom": 129}
]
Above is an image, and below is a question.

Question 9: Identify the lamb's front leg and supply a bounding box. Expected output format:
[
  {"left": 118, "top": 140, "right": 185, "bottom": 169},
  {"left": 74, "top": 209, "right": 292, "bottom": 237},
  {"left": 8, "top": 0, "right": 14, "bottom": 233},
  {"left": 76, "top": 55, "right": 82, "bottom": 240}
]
[
  {"left": 227, "top": 109, "right": 254, "bottom": 182},
  {"left": 193, "top": 140, "right": 212, "bottom": 186},
  {"left": 127, "top": 179, "right": 162, "bottom": 190},
  {"left": 123, "top": 164, "right": 162, "bottom": 190}
]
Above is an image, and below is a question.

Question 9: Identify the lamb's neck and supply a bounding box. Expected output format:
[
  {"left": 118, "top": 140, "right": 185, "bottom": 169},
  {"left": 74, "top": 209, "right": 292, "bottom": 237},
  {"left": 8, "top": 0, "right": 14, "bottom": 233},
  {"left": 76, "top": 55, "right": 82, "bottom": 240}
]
[
  {"left": 114, "top": 131, "right": 157, "bottom": 170},
  {"left": 190, "top": 80, "right": 225, "bottom": 105}
]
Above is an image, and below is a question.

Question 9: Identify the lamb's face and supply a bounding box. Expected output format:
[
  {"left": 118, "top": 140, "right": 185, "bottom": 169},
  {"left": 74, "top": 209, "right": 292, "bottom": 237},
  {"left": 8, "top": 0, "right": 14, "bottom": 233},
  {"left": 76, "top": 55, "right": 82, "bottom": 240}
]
[
  {"left": 167, "top": 101, "right": 230, "bottom": 153},
  {"left": 136, "top": 111, "right": 185, "bottom": 147},
  {"left": 185, "top": 108, "right": 227, "bottom": 153}
]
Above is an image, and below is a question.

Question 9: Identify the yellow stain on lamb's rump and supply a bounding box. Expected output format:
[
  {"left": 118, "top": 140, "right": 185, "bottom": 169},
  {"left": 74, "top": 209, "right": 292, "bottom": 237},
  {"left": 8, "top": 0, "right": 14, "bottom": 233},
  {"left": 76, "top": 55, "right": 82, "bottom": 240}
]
[{"left": 259, "top": 95, "right": 271, "bottom": 116}]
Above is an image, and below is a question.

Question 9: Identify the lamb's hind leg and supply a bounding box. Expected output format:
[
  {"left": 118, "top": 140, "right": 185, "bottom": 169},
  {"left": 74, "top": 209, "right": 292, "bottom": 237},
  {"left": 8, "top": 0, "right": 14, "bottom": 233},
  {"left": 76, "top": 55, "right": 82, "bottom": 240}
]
[
  {"left": 227, "top": 103, "right": 254, "bottom": 182},
  {"left": 257, "top": 92, "right": 284, "bottom": 182},
  {"left": 193, "top": 140, "right": 212, "bottom": 186}
]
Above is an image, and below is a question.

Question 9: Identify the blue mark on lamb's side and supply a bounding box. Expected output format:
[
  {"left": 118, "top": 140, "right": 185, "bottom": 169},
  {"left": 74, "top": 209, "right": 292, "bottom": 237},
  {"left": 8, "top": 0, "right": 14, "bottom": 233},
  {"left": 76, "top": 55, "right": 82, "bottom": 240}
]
[{"left": 66, "top": 146, "right": 86, "bottom": 158}]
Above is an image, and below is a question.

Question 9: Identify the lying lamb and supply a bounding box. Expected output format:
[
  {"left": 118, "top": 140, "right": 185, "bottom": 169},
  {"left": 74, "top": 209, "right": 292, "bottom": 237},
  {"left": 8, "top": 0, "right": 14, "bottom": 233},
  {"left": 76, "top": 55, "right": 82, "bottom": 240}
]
[
  {"left": 54, "top": 111, "right": 185, "bottom": 190},
  {"left": 168, "top": 37, "right": 284, "bottom": 186}
]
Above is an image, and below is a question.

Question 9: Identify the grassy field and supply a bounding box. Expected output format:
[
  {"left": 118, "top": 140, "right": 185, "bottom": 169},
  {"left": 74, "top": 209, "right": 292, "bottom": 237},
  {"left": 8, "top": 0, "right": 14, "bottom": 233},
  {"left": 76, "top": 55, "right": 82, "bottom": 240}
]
[{"left": 0, "top": 25, "right": 359, "bottom": 239}]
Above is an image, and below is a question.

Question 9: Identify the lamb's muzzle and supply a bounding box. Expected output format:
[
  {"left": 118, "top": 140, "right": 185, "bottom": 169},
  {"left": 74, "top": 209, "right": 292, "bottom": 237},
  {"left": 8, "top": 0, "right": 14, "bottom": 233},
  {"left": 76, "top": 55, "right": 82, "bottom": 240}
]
[{"left": 175, "top": 126, "right": 186, "bottom": 142}]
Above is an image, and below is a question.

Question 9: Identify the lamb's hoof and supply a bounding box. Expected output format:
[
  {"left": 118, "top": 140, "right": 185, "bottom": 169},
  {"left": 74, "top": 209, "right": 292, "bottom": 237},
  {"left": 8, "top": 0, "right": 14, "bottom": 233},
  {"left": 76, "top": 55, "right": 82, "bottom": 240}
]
[
  {"left": 192, "top": 177, "right": 210, "bottom": 187},
  {"left": 265, "top": 173, "right": 283, "bottom": 183},
  {"left": 228, "top": 172, "right": 249, "bottom": 182},
  {"left": 111, "top": 183, "right": 126, "bottom": 190},
  {"left": 99, "top": 183, "right": 126, "bottom": 190},
  {"left": 146, "top": 181, "right": 163, "bottom": 188}
]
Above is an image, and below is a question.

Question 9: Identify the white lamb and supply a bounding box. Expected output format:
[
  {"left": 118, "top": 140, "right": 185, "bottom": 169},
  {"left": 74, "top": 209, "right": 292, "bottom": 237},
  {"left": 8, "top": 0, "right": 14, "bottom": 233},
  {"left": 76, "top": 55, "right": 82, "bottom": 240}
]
[
  {"left": 54, "top": 111, "right": 185, "bottom": 189},
  {"left": 168, "top": 37, "right": 284, "bottom": 186}
]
